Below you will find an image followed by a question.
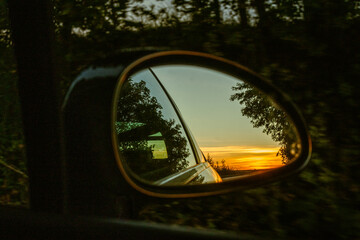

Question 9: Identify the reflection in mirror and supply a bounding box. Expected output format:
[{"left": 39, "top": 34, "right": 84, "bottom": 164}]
[
  {"left": 115, "top": 65, "right": 300, "bottom": 185},
  {"left": 116, "top": 69, "right": 198, "bottom": 183}
]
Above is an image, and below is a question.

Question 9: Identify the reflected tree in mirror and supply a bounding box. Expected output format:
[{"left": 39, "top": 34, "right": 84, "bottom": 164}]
[
  {"left": 230, "top": 82, "right": 300, "bottom": 165},
  {"left": 151, "top": 65, "right": 302, "bottom": 181},
  {"left": 116, "top": 71, "right": 197, "bottom": 183}
]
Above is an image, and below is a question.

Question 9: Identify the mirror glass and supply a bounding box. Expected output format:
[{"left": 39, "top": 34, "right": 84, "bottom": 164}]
[{"left": 115, "top": 65, "right": 301, "bottom": 186}]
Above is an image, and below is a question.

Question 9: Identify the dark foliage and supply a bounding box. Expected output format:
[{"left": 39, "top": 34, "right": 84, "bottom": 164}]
[
  {"left": 116, "top": 79, "right": 191, "bottom": 181},
  {"left": 1, "top": 0, "right": 359, "bottom": 238}
]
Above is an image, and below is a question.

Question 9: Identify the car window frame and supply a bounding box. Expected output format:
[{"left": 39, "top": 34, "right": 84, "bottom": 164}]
[{"left": 148, "top": 67, "right": 203, "bottom": 165}]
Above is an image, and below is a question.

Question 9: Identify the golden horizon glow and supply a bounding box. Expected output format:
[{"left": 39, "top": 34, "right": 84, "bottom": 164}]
[{"left": 201, "top": 145, "right": 284, "bottom": 170}]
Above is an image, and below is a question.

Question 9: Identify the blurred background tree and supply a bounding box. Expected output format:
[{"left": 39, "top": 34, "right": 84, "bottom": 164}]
[
  {"left": 1, "top": 0, "right": 359, "bottom": 238},
  {"left": 0, "top": 0, "right": 28, "bottom": 207}
]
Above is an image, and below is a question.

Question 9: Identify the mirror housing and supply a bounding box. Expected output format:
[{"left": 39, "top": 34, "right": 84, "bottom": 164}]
[{"left": 111, "top": 51, "right": 312, "bottom": 198}]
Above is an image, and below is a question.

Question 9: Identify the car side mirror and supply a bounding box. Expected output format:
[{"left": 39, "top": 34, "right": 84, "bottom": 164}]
[{"left": 112, "top": 51, "right": 311, "bottom": 198}]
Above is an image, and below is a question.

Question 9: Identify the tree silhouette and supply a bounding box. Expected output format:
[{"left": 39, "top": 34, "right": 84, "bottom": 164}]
[
  {"left": 206, "top": 153, "right": 215, "bottom": 168},
  {"left": 116, "top": 78, "right": 191, "bottom": 182},
  {"left": 230, "top": 82, "right": 298, "bottom": 164}
]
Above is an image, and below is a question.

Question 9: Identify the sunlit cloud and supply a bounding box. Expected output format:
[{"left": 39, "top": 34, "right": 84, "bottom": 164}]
[{"left": 201, "top": 145, "right": 284, "bottom": 170}]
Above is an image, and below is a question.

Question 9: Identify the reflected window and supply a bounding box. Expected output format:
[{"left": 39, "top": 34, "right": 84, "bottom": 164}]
[{"left": 116, "top": 69, "right": 197, "bottom": 182}]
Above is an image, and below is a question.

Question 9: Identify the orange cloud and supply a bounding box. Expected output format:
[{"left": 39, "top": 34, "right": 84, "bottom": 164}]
[{"left": 201, "top": 145, "right": 284, "bottom": 170}]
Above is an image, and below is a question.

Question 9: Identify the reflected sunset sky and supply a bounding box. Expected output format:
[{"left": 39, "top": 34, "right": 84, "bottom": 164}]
[
  {"left": 201, "top": 145, "right": 283, "bottom": 170},
  {"left": 152, "top": 65, "right": 286, "bottom": 170}
]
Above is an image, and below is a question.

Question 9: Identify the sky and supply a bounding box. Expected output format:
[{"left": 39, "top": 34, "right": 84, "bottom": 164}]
[{"left": 151, "top": 65, "right": 285, "bottom": 170}]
